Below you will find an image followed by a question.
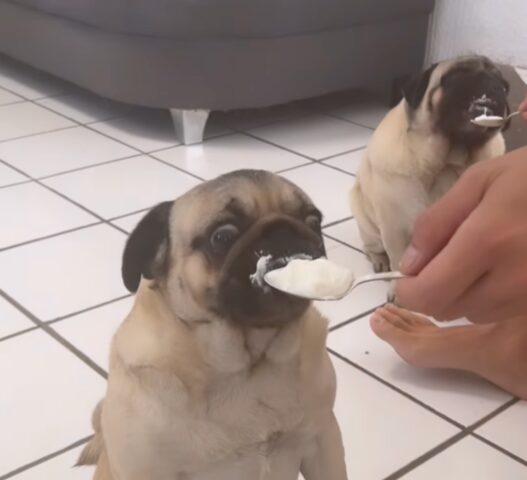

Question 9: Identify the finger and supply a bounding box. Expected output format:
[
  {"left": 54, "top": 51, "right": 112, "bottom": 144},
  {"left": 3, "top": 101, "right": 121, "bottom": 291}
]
[
  {"left": 519, "top": 97, "right": 527, "bottom": 121},
  {"left": 399, "top": 163, "right": 490, "bottom": 275},
  {"left": 435, "top": 265, "right": 527, "bottom": 323},
  {"left": 396, "top": 207, "right": 491, "bottom": 315}
]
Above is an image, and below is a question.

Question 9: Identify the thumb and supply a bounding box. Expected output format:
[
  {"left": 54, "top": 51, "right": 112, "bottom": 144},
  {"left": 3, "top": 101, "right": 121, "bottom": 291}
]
[
  {"left": 399, "top": 161, "right": 492, "bottom": 275},
  {"left": 519, "top": 96, "right": 527, "bottom": 121}
]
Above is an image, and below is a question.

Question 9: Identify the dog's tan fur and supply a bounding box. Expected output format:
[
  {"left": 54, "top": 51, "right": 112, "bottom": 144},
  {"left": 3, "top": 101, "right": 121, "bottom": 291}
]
[{"left": 79, "top": 171, "right": 347, "bottom": 480}]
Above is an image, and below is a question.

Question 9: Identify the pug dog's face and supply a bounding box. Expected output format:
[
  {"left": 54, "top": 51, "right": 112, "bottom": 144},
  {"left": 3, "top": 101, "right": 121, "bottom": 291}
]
[
  {"left": 403, "top": 55, "right": 510, "bottom": 147},
  {"left": 122, "top": 170, "right": 326, "bottom": 328}
]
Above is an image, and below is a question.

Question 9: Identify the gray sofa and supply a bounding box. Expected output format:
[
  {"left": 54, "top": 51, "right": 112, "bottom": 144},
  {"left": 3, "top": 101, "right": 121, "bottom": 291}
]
[{"left": 0, "top": 0, "right": 435, "bottom": 143}]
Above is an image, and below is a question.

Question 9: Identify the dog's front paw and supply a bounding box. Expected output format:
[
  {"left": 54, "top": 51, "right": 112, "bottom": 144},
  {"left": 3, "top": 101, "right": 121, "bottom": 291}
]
[{"left": 366, "top": 251, "right": 390, "bottom": 273}]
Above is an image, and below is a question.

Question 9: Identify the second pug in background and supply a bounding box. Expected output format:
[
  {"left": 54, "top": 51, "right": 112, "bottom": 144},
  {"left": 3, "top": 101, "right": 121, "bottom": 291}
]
[{"left": 351, "top": 55, "right": 510, "bottom": 272}]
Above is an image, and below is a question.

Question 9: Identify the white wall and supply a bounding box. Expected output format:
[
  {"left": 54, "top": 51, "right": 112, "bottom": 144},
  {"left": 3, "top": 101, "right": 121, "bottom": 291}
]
[{"left": 427, "top": 0, "right": 527, "bottom": 67}]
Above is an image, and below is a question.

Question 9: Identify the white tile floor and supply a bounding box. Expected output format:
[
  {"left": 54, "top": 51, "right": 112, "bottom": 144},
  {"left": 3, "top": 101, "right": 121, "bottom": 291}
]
[{"left": 0, "top": 56, "right": 526, "bottom": 479}]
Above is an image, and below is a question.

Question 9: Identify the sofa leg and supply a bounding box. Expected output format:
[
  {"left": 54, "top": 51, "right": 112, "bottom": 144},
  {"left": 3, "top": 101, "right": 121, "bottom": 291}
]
[{"left": 170, "top": 109, "right": 210, "bottom": 145}]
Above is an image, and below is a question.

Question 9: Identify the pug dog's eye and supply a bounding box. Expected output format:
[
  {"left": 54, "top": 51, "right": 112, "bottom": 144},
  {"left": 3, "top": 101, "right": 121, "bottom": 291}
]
[
  {"left": 210, "top": 224, "right": 240, "bottom": 255},
  {"left": 306, "top": 214, "right": 322, "bottom": 231}
]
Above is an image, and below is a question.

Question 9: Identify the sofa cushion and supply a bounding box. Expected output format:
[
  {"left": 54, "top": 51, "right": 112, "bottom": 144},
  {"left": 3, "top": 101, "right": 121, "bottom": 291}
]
[{"left": 11, "top": 0, "right": 434, "bottom": 39}]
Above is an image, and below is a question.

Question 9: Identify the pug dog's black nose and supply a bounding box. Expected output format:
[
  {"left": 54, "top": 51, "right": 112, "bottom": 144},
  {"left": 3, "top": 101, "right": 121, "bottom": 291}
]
[{"left": 256, "top": 219, "right": 325, "bottom": 261}]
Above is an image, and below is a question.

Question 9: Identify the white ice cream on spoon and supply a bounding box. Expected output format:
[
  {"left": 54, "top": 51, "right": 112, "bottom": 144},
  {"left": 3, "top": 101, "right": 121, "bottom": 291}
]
[
  {"left": 251, "top": 255, "right": 406, "bottom": 301},
  {"left": 471, "top": 111, "right": 519, "bottom": 127},
  {"left": 469, "top": 94, "right": 518, "bottom": 128},
  {"left": 264, "top": 257, "right": 354, "bottom": 300}
]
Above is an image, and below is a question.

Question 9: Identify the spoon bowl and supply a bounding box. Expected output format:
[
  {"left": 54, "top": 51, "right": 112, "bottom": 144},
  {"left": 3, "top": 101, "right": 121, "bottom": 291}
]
[
  {"left": 264, "top": 270, "right": 407, "bottom": 301},
  {"left": 471, "top": 110, "right": 519, "bottom": 128}
]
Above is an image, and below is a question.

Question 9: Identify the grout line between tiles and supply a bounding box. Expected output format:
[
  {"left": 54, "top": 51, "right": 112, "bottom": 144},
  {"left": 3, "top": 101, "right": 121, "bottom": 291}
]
[
  {"left": 316, "top": 160, "right": 356, "bottom": 178},
  {"left": 0, "top": 198, "right": 161, "bottom": 253},
  {"left": 0, "top": 289, "right": 108, "bottom": 379},
  {"left": 0, "top": 125, "right": 77, "bottom": 145},
  {"left": 35, "top": 181, "right": 129, "bottom": 235},
  {"left": 467, "top": 397, "right": 519, "bottom": 431},
  {"left": 323, "top": 232, "right": 366, "bottom": 256},
  {"left": 329, "top": 304, "right": 383, "bottom": 332},
  {"left": 275, "top": 161, "right": 315, "bottom": 175},
  {"left": 12, "top": 93, "right": 207, "bottom": 184},
  {"left": 0, "top": 325, "right": 40, "bottom": 344},
  {"left": 318, "top": 145, "right": 366, "bottom": 162},
  {"left": 31, "top": 99, "right": 152, "bottom": 150},
  {"left": 0, "top": 178, "right": 33, "bottom": 190},
  {"left": 385, "top": 397, "right": 525, "bottom": 478},
  {"left": 0, "top": 221, "right": 102, "bottom": 253},
  {"left": 47, "top": 293, "right": 134, "bottom": 326},
  {"left": 108, "top": 207, "right": 150, "bottom": 222},
  {"left": 29, "top": 152, "right": 144, "bottom": 182},
  {"left": 238, "top": 129, "right": 318, "bottom": 163},
  {"left": 304, "top": 96, "right": 384, "bottom": 130},
  {"left": 322, "top": 216, "right": 354, "bottom": 229},
  {"left": 471, "top": 433, "right": 527, "bottom": 467},
  {"left": 0, "top": 180, "right": 167, "bottom": 253},
  {"left": 0, "top": 159, "right": 129, "bottom": 236},
  {"left": 80, "top": 124, "right": 207, "bottom": 184},
  {"left": 0, "top": 83, "right": 29, "bottom": 99},
  {"left": 382, "top": 431, "right": 469, "bottom": 480},
  {"left": 329, "top": 350, "right": 465, "bottom": 430},
  {"left": 146, "top": 153, "right": 206, "bottom": 182},
  {"left": 0, "top": 435, "right": 92, "bottom": 480},
  {"left": 0, "top": 99, "right": 26, "bottom": 108},
  {"left": 315, "top": 109, "right": 377, "bottom": 131}
]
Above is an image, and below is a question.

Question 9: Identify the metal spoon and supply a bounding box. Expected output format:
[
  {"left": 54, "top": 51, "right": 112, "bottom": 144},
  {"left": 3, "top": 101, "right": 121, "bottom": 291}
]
[
  {"left": 264, "top": 270, "right": 407, "bottom": 301},
  {"left": 471, "top": 111, "right": 519, "bottom": 128}
]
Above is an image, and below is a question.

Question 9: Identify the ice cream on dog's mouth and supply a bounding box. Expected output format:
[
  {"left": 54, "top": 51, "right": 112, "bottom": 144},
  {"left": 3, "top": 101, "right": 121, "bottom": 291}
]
[
  {"left": 250, "top": 253, "right": 313, "bottom": 290},
  {"left": 251, "top": 253, "right": 354, "bottom": 300},
  {"left": 468, "top": 93, "right": 506, "bottom": 126}
]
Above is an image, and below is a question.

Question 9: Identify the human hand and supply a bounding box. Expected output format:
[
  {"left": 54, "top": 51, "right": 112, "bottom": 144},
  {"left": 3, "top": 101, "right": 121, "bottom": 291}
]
[
  {"left": 395, "top": 146, "right": 527, "bottom": 324},
  {"left": 519, "top": 94, "right": 527, "bottom": 122}
]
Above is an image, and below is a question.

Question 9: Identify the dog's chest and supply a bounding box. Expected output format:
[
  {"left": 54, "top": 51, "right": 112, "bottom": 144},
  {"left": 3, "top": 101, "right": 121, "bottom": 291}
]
[
  {"left": 107, "top": 317, "right": 332, "bottom": 478},
  {"left": 415, "top": 145, "right": 469, "bottom": 200},
  {"left": 208, "top": 361, "right": 307, "bottom": 433},
  {"left": 135, "top": 361, "right": 316, "bottom": 477}
]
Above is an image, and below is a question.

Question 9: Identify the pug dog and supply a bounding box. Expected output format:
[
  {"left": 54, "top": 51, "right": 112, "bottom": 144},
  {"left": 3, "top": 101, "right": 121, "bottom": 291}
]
[
  {"left": 78, "top": 170, "right": 348, "bottom": 480},
  {"left": 351, "top": 55, "right": 509, "bottom": 272}
]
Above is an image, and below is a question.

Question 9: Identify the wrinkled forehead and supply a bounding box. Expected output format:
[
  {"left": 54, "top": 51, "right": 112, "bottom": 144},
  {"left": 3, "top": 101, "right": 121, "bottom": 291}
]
[
  {"left": 170, "top": 171, "right": 315, "bottom": 236},
  {"left": 430, "top": 56, "right": 498, "bottom": 89}
]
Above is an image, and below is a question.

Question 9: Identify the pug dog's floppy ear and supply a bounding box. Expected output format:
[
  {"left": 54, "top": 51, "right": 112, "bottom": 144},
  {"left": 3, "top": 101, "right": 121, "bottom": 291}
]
[
  {"left": 122, "top": 201, "right": 172, "bottom": 292},
  {"left": 402, "top": 63, "right": 438, "bottom": 111}
]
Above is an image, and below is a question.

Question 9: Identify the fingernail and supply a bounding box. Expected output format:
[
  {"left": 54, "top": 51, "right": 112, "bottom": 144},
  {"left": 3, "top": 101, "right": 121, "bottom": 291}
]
[
  {"left": 399, "top": 245, "right": 421, "bottom": 272},
  {"left": 371, "top": 314, "right": 382, "bottom": 324}
]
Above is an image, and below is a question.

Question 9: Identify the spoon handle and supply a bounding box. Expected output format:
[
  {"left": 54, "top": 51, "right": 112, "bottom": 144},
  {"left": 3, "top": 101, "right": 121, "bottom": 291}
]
[
  {"left": 508, "top": 111, "right": 520, "bottom": 120},
  {"left": 350, "top": 271, "right": 407, "bottom": 292}
]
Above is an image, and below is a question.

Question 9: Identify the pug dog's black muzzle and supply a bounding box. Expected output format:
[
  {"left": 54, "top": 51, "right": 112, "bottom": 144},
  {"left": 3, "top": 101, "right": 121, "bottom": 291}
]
[{"left": 215, "top": 215, "right": 326, "bottom": 327}]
